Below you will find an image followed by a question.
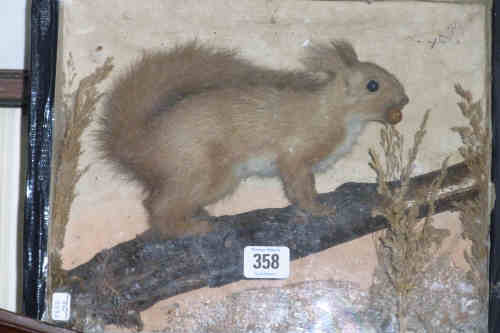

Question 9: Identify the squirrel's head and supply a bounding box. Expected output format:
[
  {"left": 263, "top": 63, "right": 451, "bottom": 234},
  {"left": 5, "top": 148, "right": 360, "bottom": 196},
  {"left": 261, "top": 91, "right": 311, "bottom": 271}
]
[{"left": 303, "top": 40, "right": 409, "bottom": 125}]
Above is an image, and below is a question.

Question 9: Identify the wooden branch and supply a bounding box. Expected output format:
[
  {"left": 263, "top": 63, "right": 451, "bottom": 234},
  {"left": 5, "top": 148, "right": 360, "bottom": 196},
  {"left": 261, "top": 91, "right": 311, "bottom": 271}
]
[
  {"left": 0, "top": 70, "right": 28, "bottom": 108},
  {"left": 58, "top": 162, "right": 477, "bottom": 330}
]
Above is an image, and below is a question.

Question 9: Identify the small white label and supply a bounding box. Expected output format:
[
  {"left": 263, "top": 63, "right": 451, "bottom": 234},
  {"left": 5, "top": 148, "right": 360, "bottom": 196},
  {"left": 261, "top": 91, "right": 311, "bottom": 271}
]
[
  {"left": 244, "top": 246, "right": 290, "bottom": 279},
  {"left": 51, "top": 292, "right": 71, "bottom": 321}
]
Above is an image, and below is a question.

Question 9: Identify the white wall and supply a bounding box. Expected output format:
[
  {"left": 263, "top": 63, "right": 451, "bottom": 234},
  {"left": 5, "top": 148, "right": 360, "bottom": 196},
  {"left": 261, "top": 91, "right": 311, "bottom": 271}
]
[{"left": 0, "top": 0, "right": 27, "bottom": 312}]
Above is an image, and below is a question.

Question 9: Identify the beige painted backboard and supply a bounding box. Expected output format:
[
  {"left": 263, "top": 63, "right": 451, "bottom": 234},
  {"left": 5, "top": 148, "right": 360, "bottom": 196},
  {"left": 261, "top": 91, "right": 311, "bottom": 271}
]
[{"left": 48, "top": 1, "right": 491, "bottom": 332}]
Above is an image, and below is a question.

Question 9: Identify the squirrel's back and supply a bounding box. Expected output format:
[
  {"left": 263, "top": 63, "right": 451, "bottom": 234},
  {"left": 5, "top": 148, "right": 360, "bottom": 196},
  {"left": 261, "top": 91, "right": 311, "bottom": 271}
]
[{"left": 96, "top": 41, "right": 330, "bottom": 185}]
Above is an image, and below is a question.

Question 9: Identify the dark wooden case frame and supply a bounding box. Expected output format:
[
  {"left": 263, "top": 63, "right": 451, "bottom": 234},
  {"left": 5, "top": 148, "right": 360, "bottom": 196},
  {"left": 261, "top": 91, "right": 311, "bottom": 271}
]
[
  {"left": 19, "top": 0, "right": 500, "bottom": 332},
  {"left": 23, "top": 0, "right": 58, "bottom": 321},
  {"left": 490, "top": 0, "right": 500, "bottom": 330}
]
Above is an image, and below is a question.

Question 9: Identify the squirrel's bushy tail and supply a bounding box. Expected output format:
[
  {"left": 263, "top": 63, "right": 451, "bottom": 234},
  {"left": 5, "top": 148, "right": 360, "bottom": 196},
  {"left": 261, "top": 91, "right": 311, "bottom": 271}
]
[{"left": 96, "top": 41, "right": 260, "bottom": 182}]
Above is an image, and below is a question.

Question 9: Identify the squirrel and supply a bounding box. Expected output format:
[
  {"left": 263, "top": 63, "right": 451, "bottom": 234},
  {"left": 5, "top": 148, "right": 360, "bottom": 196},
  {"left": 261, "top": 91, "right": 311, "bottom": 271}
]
[{"left": 96, "top": 40, "right": 409, "bottom": 239}]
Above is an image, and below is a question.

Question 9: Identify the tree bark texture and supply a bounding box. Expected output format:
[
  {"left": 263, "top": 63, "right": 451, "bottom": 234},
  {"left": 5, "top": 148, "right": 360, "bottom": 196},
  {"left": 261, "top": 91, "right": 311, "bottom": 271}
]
[{"left": 56, "top": 162, "right": 477, "bottom": 329}]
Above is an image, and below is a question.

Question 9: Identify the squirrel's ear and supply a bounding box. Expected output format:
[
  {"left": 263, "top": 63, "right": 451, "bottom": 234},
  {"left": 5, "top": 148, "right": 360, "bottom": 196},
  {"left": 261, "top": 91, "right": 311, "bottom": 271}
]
[
  {"left": 330, "top": 40, "right": 359, "bottom": 67},
  {"left": 301, "top": 40, "right": 358, "bottom": 74}
]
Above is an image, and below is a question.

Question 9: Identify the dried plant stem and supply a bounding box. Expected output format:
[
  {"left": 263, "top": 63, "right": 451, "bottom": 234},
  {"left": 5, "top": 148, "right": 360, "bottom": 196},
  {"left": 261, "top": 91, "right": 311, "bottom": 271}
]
[
  {"left": 369, "top": 110, "right": 450, "bottom": 333},
  {"left": 50, "top": 56, "right": 114, "bottom": 290},
  {"left": 451, "top": 84, "right": 490, "bottom": 308},
  {"left": 398, "top": 294, "right": 408, "bottom": 333}
]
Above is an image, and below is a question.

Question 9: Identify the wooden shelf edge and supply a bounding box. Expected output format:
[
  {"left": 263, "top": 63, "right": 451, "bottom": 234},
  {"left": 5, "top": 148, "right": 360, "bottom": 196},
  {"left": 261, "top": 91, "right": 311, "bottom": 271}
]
[
  {"left": 0, "top": 70, "right": 29, "bottom": 107},
  {"left": 0, "top": 309, "right": 79, "bottom": 333}
]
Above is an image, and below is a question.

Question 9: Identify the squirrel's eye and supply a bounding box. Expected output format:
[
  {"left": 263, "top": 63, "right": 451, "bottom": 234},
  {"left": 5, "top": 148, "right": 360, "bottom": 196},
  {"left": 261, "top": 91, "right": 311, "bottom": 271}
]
[{"left": 366, "top": 80, "right": 379, "bottom": 92}]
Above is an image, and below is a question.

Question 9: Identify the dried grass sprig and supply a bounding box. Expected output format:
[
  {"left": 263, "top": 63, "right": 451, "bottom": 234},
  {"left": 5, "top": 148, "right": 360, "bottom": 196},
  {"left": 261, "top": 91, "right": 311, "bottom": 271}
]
[
  {"left": 369, "top": 110, "right": 450, "bottom": 332},
  {"left": 50, "top": 55, "right": 114, "bottom": 288},
  {"left": 451, "top": 84, "right": 490, "bottom": 305}
]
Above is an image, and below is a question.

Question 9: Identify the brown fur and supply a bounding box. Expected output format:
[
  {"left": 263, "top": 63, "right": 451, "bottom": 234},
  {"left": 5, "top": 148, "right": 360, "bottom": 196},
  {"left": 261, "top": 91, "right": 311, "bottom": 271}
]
[{"left": 96, "top": 40, "right": 409, "bottom": 238}]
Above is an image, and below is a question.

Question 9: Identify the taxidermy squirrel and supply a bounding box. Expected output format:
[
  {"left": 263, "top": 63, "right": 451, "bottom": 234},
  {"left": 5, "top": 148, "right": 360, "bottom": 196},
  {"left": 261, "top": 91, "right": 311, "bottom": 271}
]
[{"left": 97, "top": 40, "right": 409, "bottom": 239}]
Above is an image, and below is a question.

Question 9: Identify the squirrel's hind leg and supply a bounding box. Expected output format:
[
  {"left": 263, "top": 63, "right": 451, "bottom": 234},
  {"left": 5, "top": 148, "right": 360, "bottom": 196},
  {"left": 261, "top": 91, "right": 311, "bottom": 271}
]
[
  {"left": 142, "top": 168, "right": 239, "bottom": 239},
  {"left": 143, "top": 185, "right": 213, "bottom": 239}
]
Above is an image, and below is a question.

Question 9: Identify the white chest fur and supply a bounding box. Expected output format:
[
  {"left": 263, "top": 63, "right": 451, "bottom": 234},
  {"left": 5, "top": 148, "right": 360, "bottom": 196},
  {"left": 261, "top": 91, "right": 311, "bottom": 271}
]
[
  {"left": 235, "top": 115, "right": 365, "bottom": 179},
  {"left": 235, "top": 152, "right": 279, "bottom": 178},
  {"left": 313, "top": 115, "right": 365, "bottom": 174}
]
